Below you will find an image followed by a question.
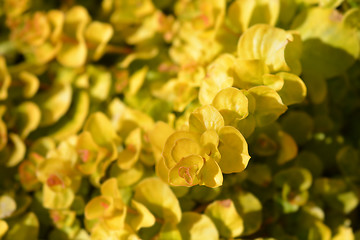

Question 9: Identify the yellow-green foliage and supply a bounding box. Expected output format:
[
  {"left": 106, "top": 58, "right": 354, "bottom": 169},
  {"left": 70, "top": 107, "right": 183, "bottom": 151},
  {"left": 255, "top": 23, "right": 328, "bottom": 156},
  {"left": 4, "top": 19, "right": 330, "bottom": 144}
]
[{"left": 0, "top": 0, "right": 360, "bottom": 239}]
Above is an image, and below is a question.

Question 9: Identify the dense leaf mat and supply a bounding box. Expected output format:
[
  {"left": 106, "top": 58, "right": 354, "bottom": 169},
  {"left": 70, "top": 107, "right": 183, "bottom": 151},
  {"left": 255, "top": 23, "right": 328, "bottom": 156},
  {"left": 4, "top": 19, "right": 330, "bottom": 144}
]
[{"left": 0, "top": 0, "right": 360, "bottom": 239}]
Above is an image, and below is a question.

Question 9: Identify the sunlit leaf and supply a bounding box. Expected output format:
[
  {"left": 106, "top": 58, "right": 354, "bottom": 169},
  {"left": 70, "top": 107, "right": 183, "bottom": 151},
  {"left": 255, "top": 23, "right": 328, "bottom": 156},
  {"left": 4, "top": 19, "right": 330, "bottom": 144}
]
[
  {"left": 205, "top": 199, "right": 244, "bottom": 238},
  {"left": 133, "top": 177, "right": 182, "bottom": 223}
]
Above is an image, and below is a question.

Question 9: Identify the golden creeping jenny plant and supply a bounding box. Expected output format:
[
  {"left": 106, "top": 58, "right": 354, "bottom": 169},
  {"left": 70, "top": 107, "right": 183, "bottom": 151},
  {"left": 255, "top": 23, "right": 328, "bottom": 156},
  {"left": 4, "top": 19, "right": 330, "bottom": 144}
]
[
  {"left": 158, "top": 105, "right": 250, "bottom": 187},
  {"left": 0, "top": 0, "right": 360, "bottom": 239}
]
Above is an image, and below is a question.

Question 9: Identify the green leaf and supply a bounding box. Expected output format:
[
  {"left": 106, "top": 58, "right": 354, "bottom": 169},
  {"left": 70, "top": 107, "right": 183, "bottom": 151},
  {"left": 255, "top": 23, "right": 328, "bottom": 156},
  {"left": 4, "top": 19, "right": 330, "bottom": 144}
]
[
  {"left": 127, "top": 200, "right": 155, "bottom": 231},
  {"left": 217, "top": 126, "right": 250, "bottom": 173},
  {"left": 248, "top": 86, "right": 287, "bottom": 126},
  {"left": 227, "top": 0, "right": 280, "bottom": 33},
  {"left": 5, "top": 212, "right": 39, "bottom": 240},
  {"left": 198, "top": 157, "right": 223, "bottom": 188},
  {"left": 232, "top": 191, "right": 262, "bottom": 236},
  {"left": 238, "top": 24, "right": 301, "bottom": 73},
  {"left": 205, "top": 199, "right": 244, "bottom": 238},
  {"left": 169, "top": 155, "right": 204, "bottom": 187},
  {"left": 292, "top": 7, "right": 359, "bottom": 78},
  {"left": 0, "top": 56, "right": 11, "bottom": 100},
  {"left": 83, "top": 112, "right": 121, "bottom": 148},
  {"left": 276, "top": 72, "right": 307, "bottom": 105},
  {"left": 34, "top": 84, "right": 72, "bottom": 127},
  {"left": 133, "top": 177, "right": 182, "bottom": 223},
  {"left": 178, "top": 212, "right": 219, "bottom": 240},
  {"left": 281, "top": 111, "right": 314, "bottom": 145},
  {"left": 212, "top": 87, "right": 249, "bottom": 125},
  {"left": 198, "top": 54, "right": 234, "bottom": 105},
  {"left": 14, "top": 101, "right": 41, "bottom": 139},
  {"left": 189, "top": 105, "right": 224, "bottom": 134},
  {"left": 274, "top": 167, "right": 312, "bottom": 191}
]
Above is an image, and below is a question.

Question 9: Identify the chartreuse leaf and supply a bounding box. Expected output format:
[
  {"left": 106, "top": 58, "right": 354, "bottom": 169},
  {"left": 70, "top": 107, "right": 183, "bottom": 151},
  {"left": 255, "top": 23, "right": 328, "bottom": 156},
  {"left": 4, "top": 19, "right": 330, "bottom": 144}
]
[
  {"left": 170, "top": 138, "right": 201, "bottom": 164},
  {"left": 159, "top": 222, "right": 182, "bottom": 240},
  {"left": 162, "top": 131, "right": 200, "bottom": 169},
  {"left": 281, "top": 111, "right": 314, "bottom": 145},
  {"left": 0, "top": 133, "right": 26, "bottom": 167},
  {"left": 85, "top": 193, "right": 127, "bottom": 231},
  {"left": 155, "top": 158, "right": 170, "bottom": 184},
  {"left": 0, "top": 57, "right": 11, "bottom": 100},
  {"left": 5, "top": 212, "right": 39, "bottom": 240},
  {"left": 278, "top": 0, "right": 298, "bottom": 27},
  {"left": 148, "top": 121, "right": 174, "bottom": 161},
  {"left": 217, "top": 126, "right": 250, "bottom": 173},
  {"left": 118, "top": 128, "right": 142, "bottom": 170},
  {"left": 212, "top": 87, "right": 249, "bottom": 125},
  {"left": 189, "top": 105, "right": 224, "bottom": 133},
  {"left": 34, "top": 84, "right": 72, "bottom": 127},
  {"left": 190, "top": 185, "right": 221, "bottom": 203},
  {"left": 248, "top": 86, "right": 287, "bottom": 126},
  {"left": 342, "top": 7, "right": 360, "bottom": 31},
  {"left": 76, "top": 131, "right": 103, "bottom": 175},
  {"left": 237, "top": 24, "right": 301, "bottom": 74},
  {"left": 57, "top": 6, "right": 90, "bottom": 67},
  {"left": 227, "top": 0, "right": 280, "bottom": 33},
  {"left": 292, "top": 7, "right": 359, "bottom": 78},
  {"left": 14, "top": 101, "right": 41, "bottom": 139},
  {"left": 169, "top": 155, "right": 204, "bottom": 187},
  {"left": 302, "top": 73, "right": 327, "bottom": 104},
  {"left": 236, "top": 114, "right": 256, "bottom": 138},
  {"left": 276, "top": 72, "right": 306, "bottom": 105},
  {"left": 151, "top": 78, "right": 197, "bottom": 112},
  {"left": 277, "top": 131, "right": 298, "bottom": 165},
  {"left": 232, "top": 191, "right": 262, "bottom": 236},
  {"left": 84, "top": 21, "right": 114, "bottom": 60},
  {"left": 85, "top": 196, "right": 113, "bottom": 220},
  {"left": 110, "top": 162, "right": 144, "bottom": 188},
  {"left": 336, "top": 146, "right": 360, "bottom": 181},
  {"left": 127, "top": 200, "right": 155, "bottom": 231},
  {"left": 198, "top": 54, "right": 234, "bottom": 105},
  {"left": 200, "top": 129, "right": 221, "bottom": 161},
  {"left": 133, "top": 177, "right": 182, "bottom": 223},
  {"left": 47, "top": 90, "right": 90, "bottom": 141},
  {"left": 43, "top": 184, "right": 75, "bottom": 209},
  {"left": 198, "top": 157, "right": 223, "bottom": 188},
  {"left": 319, "top": 0, "right": 344, "bottom": 8},
  {"left": 0, "top": 195, "right": 16, "bottom": 219},
  {"left": 178, "top": 212, "right": 219, "bottom": 240},
  {"left": 296, "top": 216, "right": 331, "bottom": 240},
  {"left": 126, "top": 66, "right": 148, "bottom": 98},
  {"left": 295, "top": 151, "right": 323, "bottom": 178},
  {"left": 18, "top": 71, "right": 39, "bottom": 98},
  {"left": 83, "top": 112, "right": 121, "bottom": 149},
  {"left": 333, "top": 226, "right": 355, "bottom": 240},
  {"left": 87, "top": 66, "right": 112, "bottom": 101},
  {"left": 232, "top": 60, "right": 265, "bottom": 88},
  {"left": 0, "top": 220, "right": 8, "bottom": 238},
  {"left": 205, "top": 199, "right": 244, "bottom": 238},
  {"left": 274, "top": 167, "right": 312, "bottom": 191},
  {"left": 245, "top": 163, "right": 272, "bottom": 187},
  {"left": 0, "top": 106, "right": 7, "bottom": 151}
]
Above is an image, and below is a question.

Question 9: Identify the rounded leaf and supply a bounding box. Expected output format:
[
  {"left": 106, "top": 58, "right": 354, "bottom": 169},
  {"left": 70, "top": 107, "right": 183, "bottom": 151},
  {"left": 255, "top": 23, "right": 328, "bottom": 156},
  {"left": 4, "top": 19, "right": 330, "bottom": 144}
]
[
  {"left": 178, "top": 212, "right": 219, "bottom": 240},
  {"left": 248, "top": 86, "right": 287, "bottom": 126},
  {"left": 169, "top": 155, "right": 204, "bottom": 187},
  {"left": 212, "top": 87, "right": 249, "bottom": 124},
  {"left": 205, "top": 199, "right": 244, "bottom": 238},
  {"left": 237, "top": 24, "right": 300, "bottom": 73},
  {"left": 189, "top": 105, "right": 224, "bottom": 133},
  {"left": 218, "top": 126, "right": 250, "bottom": 173},
  {"left": 133, "top": 177, "right": 182, "bottom": 223},
  {"left": 276, "top": 72, "right": 307, "bottom": 105}
]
